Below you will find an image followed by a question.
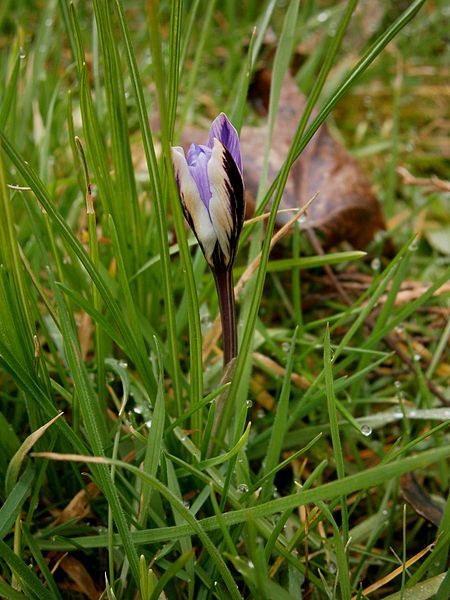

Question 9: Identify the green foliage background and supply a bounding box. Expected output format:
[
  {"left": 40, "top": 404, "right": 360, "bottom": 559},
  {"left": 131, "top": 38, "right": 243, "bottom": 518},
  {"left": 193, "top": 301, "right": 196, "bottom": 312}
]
[{"left": 0, "top": 1, "right": 448, "bottom": 598}]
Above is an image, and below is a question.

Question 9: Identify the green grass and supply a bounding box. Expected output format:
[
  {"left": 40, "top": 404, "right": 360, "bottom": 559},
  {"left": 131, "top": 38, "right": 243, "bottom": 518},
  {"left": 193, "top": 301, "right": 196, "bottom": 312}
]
[{"left": 0, "top": 0, "right": 449, "bottom": 598}]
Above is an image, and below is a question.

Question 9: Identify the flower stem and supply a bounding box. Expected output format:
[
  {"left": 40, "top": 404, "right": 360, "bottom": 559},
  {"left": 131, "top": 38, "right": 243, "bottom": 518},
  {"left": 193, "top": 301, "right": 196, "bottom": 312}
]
[{"left": 213, "top": 268, "right": 237, "bottom": 367}]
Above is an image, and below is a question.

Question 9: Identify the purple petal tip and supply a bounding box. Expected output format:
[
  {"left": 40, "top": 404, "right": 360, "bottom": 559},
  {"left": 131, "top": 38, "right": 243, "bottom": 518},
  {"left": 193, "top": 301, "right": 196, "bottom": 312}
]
[{"left": 208, "top": 113, "right": 242, "bottom": 174}]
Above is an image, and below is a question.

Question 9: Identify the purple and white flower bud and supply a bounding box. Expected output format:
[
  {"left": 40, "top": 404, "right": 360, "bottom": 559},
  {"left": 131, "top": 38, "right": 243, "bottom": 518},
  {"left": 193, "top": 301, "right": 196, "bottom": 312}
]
[{"left": 171, "top": 113, "right": 245, "bottom": 272}]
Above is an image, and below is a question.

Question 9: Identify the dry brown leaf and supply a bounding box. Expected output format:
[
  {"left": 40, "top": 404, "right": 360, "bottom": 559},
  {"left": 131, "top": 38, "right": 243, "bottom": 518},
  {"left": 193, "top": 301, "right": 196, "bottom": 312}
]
[
  {"left": 352, "top": 542, "right": 435, "bottom": 599},
  {"left": 253, "top": 352, "right": 309, "bottom": 390},
  {"left": 243, "top": 71, "right": 386, "bottom": 248},
  {"left": 60, "top": 555, "right": 100, "bottom": 599},
  {"left": 77, "top": 311, "right": 93, "bottom": 361},
  {"left": 54, "top": 481, "right": 99, "bottom": 524},
  {"left": 400, "top": 473, "right": 443, "bottom": 527},
  {"left": 250, "top": 373, "right": 274, "bottom": 410},
  {"left": 377, "top": 281, "right": 450, "bottom": 307}
]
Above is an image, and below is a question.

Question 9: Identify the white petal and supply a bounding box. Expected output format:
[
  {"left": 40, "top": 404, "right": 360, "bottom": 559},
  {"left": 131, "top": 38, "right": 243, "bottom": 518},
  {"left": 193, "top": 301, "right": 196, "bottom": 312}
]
[
  {"left": 171, "top": 147, "right": 216, "bottom": 262},
  {"left": 207, "top": 139, "right": 235, "bottom": 265}
]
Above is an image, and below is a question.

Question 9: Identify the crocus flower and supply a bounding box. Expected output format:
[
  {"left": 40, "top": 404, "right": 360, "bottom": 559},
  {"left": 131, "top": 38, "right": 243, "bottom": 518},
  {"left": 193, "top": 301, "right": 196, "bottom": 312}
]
[
  {"left": 172, "top": 114, "right": 245, "bottom": 369},
  {"left": 171, "top": 113, "right": 245, "bottom": 273}
]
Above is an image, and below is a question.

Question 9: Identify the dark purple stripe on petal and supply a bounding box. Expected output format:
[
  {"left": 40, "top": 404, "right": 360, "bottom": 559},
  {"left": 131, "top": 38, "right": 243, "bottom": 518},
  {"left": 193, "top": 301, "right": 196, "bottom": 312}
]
[
  {"left": 210, "top": 143, "right": 245, "bottom": 272},
  {"left": 208, "top": 113, "right": 242, "bottom": 175}
]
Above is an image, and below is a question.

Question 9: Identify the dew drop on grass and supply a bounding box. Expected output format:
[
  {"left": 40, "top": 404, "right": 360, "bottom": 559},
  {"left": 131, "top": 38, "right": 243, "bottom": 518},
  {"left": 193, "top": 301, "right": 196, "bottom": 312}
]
[
  {"left": 370, "top": 257, "right": 381, "bottom": 271},
  {"left": 119, "top": 360, "right": 128, "bottom": 368},
  {"left": 409, "top": 240, "right": 418, "bottom": 252},
  {"left": 413, "top": 353, "right": 421, "bottom": 362},
  {"left": 360, "top": 424, "right": 372, "bottom": 437},
  {"left": 145, "top": 419, "right": 152, "bottom": 429},
  {"left": 394, "top": 380, "right": 401, "bottom": 389},
  {"left": 133, "top": 406, "right": 143, "bottom": 414},
  {"left": 317, "top": 11, "right": 328, "bottom": 22},
  {"left": 238, "top": 483, "right": 249, "bottom": 493},
  {"left": 282, "top": 342, "right": 290, "bottom": 352},
  {"left": 19, "top": 47, "right": 26, "bottom": 59},
  {"left": 246, "top": 399, "right": 253, "bottom": 408}
]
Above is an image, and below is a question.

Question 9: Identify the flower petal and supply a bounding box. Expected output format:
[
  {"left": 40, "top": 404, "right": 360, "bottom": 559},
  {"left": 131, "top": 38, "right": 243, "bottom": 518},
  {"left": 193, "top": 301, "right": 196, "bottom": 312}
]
[
  {"left": 186, "top": 144, "right": 213, "bottom": 208},
  {"left": 171, "top": 147, "right": 217, "bottom": 263},
  {"left": 208, "top": 113, "right": 242, "bottom": 175},
  {"left": 207, "top": 138, "right": 245, "bottom": 269}
]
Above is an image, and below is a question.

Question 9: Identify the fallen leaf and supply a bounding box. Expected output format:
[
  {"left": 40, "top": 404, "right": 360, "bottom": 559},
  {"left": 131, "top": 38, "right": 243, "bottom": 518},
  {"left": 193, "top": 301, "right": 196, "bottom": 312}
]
[
  {"left": 400, "top": 473, "right": 443, "bottom": 527},
  {"left": 243, "top": 71, "right": 386, "bottom": 248},
  {"left": 60, "top": 555, "right": 101, "bottom": 599},
  {"left": 77, "top": 311, "right": 93, "bottom": 361},
  {"left": 54, "top": 481, "right": 99, "bottom": 524}
]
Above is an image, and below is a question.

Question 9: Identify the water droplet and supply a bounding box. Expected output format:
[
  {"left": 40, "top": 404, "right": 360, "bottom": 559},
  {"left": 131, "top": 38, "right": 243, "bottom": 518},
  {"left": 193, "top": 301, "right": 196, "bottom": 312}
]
[
  {"left": 183, "top": 500, "right": 190, "bottom": 509},
  {"left": 360, "top": 425, "right": 372, "bottom": 437},
  {"left": 118, "top": 360, "right": 128, "bottom": 368},
  {"left": 329, "top": 562, "right": 337, "bottom": 574},
  {"left": 272, "top": 486, "right": 280, "bottom": 498},
  {"left": 246, "top": 399, "right": 253, "bottom": 408},
  {"left": 413, "top": 353, "right": 421, "bottom": 362},
  {"left": 317, "top": 11, "right": 328, "bottom": 22},
  {"left": 19, "top": 47, "right": 26, "bottom": 59},
  {"left": 394, "top": 380, "right": 401, "bottom": 389},
  {"left": 179, "top": 435, "right": 187, "bottom": 442},
  {"left": 45, "top": 18, "right": 53, "bottom": 26},
  {"left": 133, "top": 406, "right": 143, "bottom": 414},
  {"left": 409, "top": 240, "right": 418, "bottom": 252},
  {"left": 382, "top": 509, "right": 389, "bottom": 516},
  {"left": 238, "top": 483, "right": 249, "bottom": 493},
  {"left": 370, "top": 257, "right": 381, "bottom": 271},
  {"left": 248, "top": 560, "right": 254, "bottom": 569},
  {"left": 282, "top": 342, "right": 290, "bottom": 353},
  {"left": 145, "top": 419, "right": 152, "bottom": 429},
  {"left": 408, "top": 410, "right": 417, "bottom": 418}
]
